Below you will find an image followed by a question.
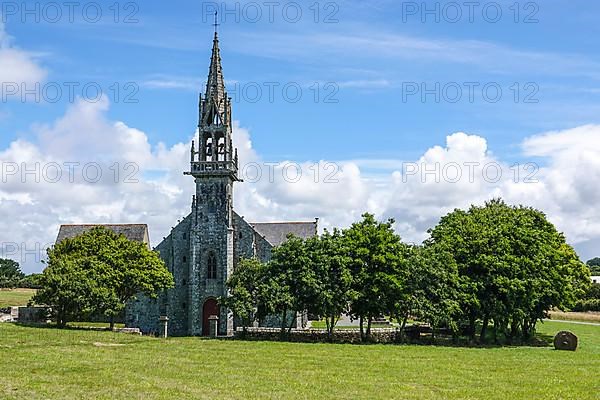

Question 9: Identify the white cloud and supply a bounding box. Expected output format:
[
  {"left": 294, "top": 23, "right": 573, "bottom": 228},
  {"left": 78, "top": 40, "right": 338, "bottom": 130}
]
[
  {"left": 2, "top": 98, "right": 599, "bottom": 272},
  {"left": 518, "top": 125, "right": 600, "bottom": 244},
  {"left": 0, "top": 99, "right": 192, "bottom": 273},
  {"left": 0, "top": 21, "right": 47, "bottom": 91}
]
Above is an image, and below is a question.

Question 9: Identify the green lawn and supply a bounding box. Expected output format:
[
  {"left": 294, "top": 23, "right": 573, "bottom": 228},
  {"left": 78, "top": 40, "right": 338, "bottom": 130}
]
[
  {"left": 0, "top": 322, "right": 600, "bottom": 400},
  {"left": 0, "top": 321, "right": 598, "bottom": 399},
  {"left": 0, "top": 288, "right": 36, "bottom": 308}
]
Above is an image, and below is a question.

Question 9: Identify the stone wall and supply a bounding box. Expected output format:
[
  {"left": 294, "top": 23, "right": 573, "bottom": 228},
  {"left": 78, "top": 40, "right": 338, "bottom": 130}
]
[
  {"left": 192, "top": 176, "right": 236, "bottom": 336},
  {"left": 162, "top": 214, "right": 192, "bottom": 336},
  {"left": 126, "top": 194, "right": 289, "bottom": 336},
  {"left": 261, "top": 311, "right": 307, "bottom": 329},
  {"left": 17, "top": 306, "right": 50, "bottom": 324},
  {"left": 235, "top": 327, "right": 402, "bottom": 344},
  {"left": 125, "top": 295, "right": 160, "bottom": 335}
]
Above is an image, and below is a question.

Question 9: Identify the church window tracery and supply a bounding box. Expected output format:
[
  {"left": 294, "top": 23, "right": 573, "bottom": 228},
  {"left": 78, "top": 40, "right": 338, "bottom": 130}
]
[{"left": 207, "top": 252, "right": 217, "bottom": 280}]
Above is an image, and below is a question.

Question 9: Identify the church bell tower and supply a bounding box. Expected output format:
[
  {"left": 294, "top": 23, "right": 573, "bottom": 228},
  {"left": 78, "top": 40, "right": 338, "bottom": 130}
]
[{"left": 184, "top": 25, "right": 239, "bottom": 336}]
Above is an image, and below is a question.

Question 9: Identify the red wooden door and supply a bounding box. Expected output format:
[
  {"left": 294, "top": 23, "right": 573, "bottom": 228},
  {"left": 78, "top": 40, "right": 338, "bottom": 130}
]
[{"left": 202, "top": 298, "right": 219, "bottom": 336}]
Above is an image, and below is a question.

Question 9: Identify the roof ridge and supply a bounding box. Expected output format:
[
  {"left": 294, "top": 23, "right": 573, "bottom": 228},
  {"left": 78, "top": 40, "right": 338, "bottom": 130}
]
[
  {"left": 59, "top": 223, "right": 148, "bottom": 226},
  {"left": 251, "top": 221, "right": 316, "bottom": 225}
]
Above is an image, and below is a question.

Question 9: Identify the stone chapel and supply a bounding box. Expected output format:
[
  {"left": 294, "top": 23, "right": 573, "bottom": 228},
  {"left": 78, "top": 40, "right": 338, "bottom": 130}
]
[{"left": 121, "top": 30, "right": 318, "bottom": 336}]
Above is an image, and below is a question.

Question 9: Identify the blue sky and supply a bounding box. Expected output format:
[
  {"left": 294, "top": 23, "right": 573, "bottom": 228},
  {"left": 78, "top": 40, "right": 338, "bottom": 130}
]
[
  {"left": 4, "top": 0, "right": 600, "bottom": 161},
  {"left": 3, "top": 0, "right": 600, "bottom": 272}
]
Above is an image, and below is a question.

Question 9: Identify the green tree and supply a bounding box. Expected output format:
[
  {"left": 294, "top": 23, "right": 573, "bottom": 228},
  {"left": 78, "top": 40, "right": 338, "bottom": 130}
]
[
  {"left": 33, "top": 227, "right": 174, "bottom": 329},
  {"left": 220, "top": 258, "right": 266, "bottom": 334},
  {"left": 344, "top": 213, "right": 405, "bottom": 341},
  {"left": 259, "top": 262, "right": 295, "bottom": 335},
  {"left": 265, "top": 235, "right": 317, "bottom": 334},
  {"left": 20, "top": 273, "right": 44, "bottom": 289},
  {"left": 305, "top": 229, "right": 355, "bottom": 339},
  {"left": 394, "top": 244, "right": 460, "bottom": 342},
  {"left": 587, "top": 258, "right": 600, "bottom": 275},
  {"left": 428, "top": 199, "right": 590, "bottom": 343},
  {"left": 0, "top": 258, "right": 25, "bottom": 288},
  {"left": 31, "top": 257, "right": 103, "bottom": 326}
]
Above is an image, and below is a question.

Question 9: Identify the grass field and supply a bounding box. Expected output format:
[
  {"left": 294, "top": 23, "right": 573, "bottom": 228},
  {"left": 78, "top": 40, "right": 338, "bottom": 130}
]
[
  {"left": 0, "top": 321, "right": 598, "bottom": 399},
  {"left": 0, "top": 288, "right": 36, "bottom": 308}
]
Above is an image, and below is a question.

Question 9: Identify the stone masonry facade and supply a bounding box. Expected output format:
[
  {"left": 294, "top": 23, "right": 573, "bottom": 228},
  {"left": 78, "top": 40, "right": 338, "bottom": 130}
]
[{"left": 124, "top": 30, "right": 316, "bottom": 336}]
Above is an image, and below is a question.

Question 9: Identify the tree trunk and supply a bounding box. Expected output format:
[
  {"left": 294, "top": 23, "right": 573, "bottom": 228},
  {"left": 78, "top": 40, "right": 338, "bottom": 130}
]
[
  {"left": 480, "top": 315, "right": 489, "bottom": 343},
  {"left": 280, "top": 308, "right": 287, "bottom": 336},
  {"left": 530, "top": 320, "right": 537, "bottom": 339},
  {"left": 400, "top": 315, "right": 409, "bottom": 343},
  {"left": 287, "top": 313, "right": 295, "bottom": 335},
  {"left": 451, "top": 327, "right": 459, "bottom": 344},
  {"left": 109, "top": 315, "right": 115, "bottom": 331},
  {"left": 57, "top": 306, "right": 67, "bottom": 328},
  {"left": 366, "top": 316, "right": 372, "bottom": 341},
  {"left": 522, "top": 318, "right": 534, "bottom": 341},
  {"left": 328, "top": 313, "right": 336, "bottom": 340},
  {"left": 468, "top": 313, "right": 476, "bottom": 342},
  {"left": 359, "top": 316, "right": 364, "bottom": 341},
  {"left": 509, "top": 317, "right": 519, "bottom": 343}
]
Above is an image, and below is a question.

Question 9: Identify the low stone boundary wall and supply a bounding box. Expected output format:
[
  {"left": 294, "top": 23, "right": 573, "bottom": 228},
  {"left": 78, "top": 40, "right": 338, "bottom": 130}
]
[
  {"left": 234, "top": 327, "right": 406, "bottom": 344},
  {"left": 17, "top": 306, "right": 50, "bottom": 323},
  {"left": 72, "top": 326, "right": 142, "bottom": 335}
]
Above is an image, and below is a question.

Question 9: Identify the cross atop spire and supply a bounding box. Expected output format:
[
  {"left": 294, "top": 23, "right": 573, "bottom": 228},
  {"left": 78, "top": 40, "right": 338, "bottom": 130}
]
[{"left": 213, "top": 11, "right": 220, "bottom": 36}]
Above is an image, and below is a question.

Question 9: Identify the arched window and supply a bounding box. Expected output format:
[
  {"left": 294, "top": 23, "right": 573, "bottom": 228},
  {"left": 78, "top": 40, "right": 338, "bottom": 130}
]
[{"left": 207, "top": 253, "right": 217, "bottom": 280}]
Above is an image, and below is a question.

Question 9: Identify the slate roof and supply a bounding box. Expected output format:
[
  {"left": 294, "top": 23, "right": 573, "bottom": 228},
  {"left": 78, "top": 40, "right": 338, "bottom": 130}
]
[
  {"left": 56, "top": 224, "right": 150, "bottom": 247},
  {"left": 250, "top": 220, "right": 318, "bottom": 247}
]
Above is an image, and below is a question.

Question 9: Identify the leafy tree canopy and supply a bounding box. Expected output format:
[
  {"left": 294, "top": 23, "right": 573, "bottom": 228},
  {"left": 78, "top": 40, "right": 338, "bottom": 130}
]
[
  {"left": 343, "top": 213, "right": 408, "bottom": 340},
  {"left": 586, "top": 258, "right": 600, "bottom": 275},
  {"left": 0, "top": 258, "right": 25, "bottom": 288},
  {"left": 220, "top": 258, "right": 266, "bottom": 333},
  {"left": 428, "top": 198, "right": 589, "bottom": 342},
  {"left": 33, "top": 227, "right": 173, "bottom": 328}
]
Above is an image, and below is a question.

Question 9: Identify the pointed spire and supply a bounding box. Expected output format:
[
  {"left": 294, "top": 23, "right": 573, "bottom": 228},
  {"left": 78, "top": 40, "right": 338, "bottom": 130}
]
[{"left": 205, "top": 11, "right": 226, "bottom": 107}]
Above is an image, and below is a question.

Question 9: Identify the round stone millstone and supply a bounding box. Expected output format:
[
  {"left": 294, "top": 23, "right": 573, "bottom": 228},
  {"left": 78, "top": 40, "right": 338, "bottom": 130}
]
[{"left": 553, "top": 331, "right": 578, "bottom": 351}]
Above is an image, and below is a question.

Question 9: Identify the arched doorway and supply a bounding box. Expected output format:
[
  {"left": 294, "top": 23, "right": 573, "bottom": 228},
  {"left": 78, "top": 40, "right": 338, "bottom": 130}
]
[{"left": 202, "top": 298, "right": 219, "bottom": 336}]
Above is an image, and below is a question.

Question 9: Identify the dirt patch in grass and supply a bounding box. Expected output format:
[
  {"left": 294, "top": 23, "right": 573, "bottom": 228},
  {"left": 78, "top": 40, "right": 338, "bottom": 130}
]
[{"left": 93, "top": 342, "right": 126, "bottom": 347}]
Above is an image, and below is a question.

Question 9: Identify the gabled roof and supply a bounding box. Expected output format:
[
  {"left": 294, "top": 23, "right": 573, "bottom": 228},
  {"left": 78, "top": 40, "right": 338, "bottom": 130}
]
[
  {"left": 250, "top": 220, "right": 318, "bottom": 247},
  {"left": 56, "top": 224, "right": 150, "bottom": 247}
]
